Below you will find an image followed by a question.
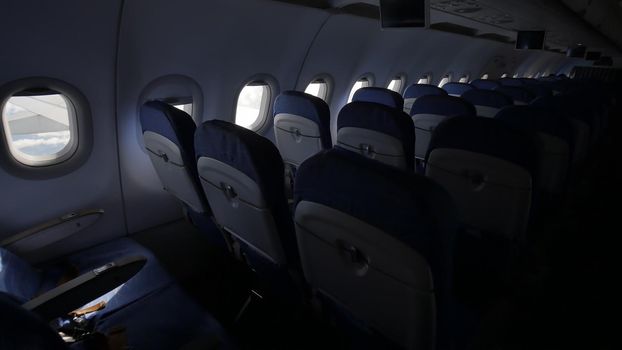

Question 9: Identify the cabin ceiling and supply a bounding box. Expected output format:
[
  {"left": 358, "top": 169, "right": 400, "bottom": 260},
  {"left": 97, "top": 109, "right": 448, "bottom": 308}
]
[{"left": 273, "top": 0, "right": 622, "bottom": 56}]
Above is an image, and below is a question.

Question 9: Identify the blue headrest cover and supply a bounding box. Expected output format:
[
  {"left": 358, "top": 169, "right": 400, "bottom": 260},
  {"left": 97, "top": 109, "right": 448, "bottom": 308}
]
[
  {"left": 273, "top": 90, "right": 332, "bottom": 149},
  {"left": 495, "top": 105, "right": 573, "bottom": 147},
  {"left": 194, "top": 120, "right": 297, "bottom": 264},
  {"left": 442, "top": 82, "right": 474, "bottom": 96},
  {"left": 461, "top": 89, "right": 513, "bottom": 109},
  {"left": 410, "top": 95, "right": 476, "bottom": 117},
  {"left": 470, "top": 79, "right": 501, "bottom": 90},
  {"left": 353, "top": 87, "right": 404, "bottom": 110},
  {"left": 498, "top": 78, "right": 524, "bottom": 87},
  {"left": 337, "top": 102, "right": 415, "bottom": 170},
  {"left": 294, "top": 148, "right": 457, "bottom": 328},
  {"left": 403, "top": 84, "right": 448, "bottom": 99},
  {"left": 427, "top": 117, "right": 538, "bottom": 178},
  {"left": 495, "top": 86, "right": 536, "bottom": 103},
  {"left": 140, "top": 100, "right": 197, "bottom": 151}
]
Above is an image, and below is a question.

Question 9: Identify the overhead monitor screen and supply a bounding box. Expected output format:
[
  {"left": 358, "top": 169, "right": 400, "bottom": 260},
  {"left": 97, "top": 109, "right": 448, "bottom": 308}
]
[
  {"left": 567, "top": 46, "right": 587, "bottom": 58},
  {"left": 380, "top": 0, "right": 429, "bottom": 28}
]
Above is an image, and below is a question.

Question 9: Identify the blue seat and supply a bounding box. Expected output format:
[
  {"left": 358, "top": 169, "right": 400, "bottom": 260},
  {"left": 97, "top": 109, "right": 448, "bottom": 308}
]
[
  {"left": 425, "top": 117, "right": 538, "bottom": 242},
  {"left": 495, "top": 86, "right": 536, "bottom": 105},
  {"left": 273, "top": 91, "right": 332, "bottom": 168},
  {"left": 402, "top": 84, "right": 447, "bottom": 114},
  {"left": 462, "top": 89, "right": 513, "bottom": 118},
  {"left": 442, "top": 82, "right": 475, "bottom": 97},
  {"left": 140, "top": 101, "right": 210, "bottom": 214},
  {"left": 470, "top": 79, "right": 501, "bottom": 90},
  {"left": 352, "top": 87, "right": 404, "bottom": 110},
  {"left": 531, "top": 95, "right": 591, "bottom": 166},
  {"left": 410, "top": 95, "right": 476, "bottom": 160},
  {"left": 194, "top": 120, "right": 297, "bottom": 272},
  {"left": 498, "top": 78, "right": 524, "bottom": 87},
  {"left": 495, "top": 105, "right": 573, "bottom": 196},
  {"left": 336, "top": 101, "right": 415, "bottom": 171},
  {"left": 293, "top": 148, "right": 459, "bottom": 350}
]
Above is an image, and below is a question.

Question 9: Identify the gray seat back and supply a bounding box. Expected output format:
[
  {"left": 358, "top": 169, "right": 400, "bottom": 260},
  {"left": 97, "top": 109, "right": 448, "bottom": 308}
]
[{"left": 294, "top": 148, "right": 458, "bottom": 349}]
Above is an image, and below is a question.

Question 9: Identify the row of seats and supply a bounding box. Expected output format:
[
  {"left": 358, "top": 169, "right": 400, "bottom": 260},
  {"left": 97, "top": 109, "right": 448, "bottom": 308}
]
[{"left": 136, "top": 75, "right": 613, "bottom": 349}]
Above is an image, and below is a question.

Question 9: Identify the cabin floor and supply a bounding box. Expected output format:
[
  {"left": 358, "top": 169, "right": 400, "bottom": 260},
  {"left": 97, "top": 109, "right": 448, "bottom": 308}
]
[{"left": 127, "top": 110, "right": 621, "bottom": 350}]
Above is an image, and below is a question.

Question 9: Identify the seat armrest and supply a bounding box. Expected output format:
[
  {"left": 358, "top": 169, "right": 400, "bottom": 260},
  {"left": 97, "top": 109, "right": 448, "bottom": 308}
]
[
  {"left": 23, "top": 255, "right": 147, "bottom": 321},
  {"left": 1, "top": 209, "right": 104, "bottom": 258}
]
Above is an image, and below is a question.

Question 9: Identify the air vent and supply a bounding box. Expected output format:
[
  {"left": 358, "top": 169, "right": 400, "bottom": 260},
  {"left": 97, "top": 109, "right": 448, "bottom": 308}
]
[{"left": 429, "top": 22, "right": 478, "bottom": 36}]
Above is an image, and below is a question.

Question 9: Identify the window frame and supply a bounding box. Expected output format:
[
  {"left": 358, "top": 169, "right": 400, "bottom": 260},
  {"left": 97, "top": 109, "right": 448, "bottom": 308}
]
[
  {"left": 347, "top": 74, "right": 374, "bottom": 103},
  {"left": 234, "top": 79, "right": 274, "bottom": 132},
  {"left": 0, "top": 78, "right": 92, "bottom": 178},
  {"left": 304, "top": 75, "right": 332, "bottom": 102},
  {"left": 386, "top": 74, "right": 406, "bottom": 94},
  {"left": 438, "top": 73, "right": 452, "bottom": 88},
  {"left": 458, "top": 74, "right": 470, "bottom": 83},
  {"left": 481, "top": 73, "right": 490, "bottom": 80},
  {"left": 417, "top": 73, "right": 432, "bottom": 85}
]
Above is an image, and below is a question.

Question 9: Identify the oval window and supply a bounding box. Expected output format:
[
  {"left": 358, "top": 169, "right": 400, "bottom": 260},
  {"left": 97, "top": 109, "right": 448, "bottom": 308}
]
[
  {"left": 235, "top": 82, "right": 271, "bottom": 130},
  {"left": 2, "top": 89, "right": 78, "bottom": 166}
]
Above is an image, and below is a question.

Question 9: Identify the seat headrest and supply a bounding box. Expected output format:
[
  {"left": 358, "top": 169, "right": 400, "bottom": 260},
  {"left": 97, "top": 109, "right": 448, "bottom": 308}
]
[
  {"left": 441, "top": 82, "right": 474, "bottom": 96},
  {"left": 427, "top": 117, "right": 538, "bottom": 177},
  {"left": 403, "top": 84, "right": 448, "bottom": 99},
  {"left": 470, "top": 79, "right": 501, "bottom": 90},
  {"left": 495, "top": 86, "right": 536, "bottom": 104},
  {"left": 337, "top": 101, "right": 415, "bottom": 169},
  {"left": 140, "top": 100, "right": 196, "bottom": 150},
  {"left": 273, "top": 90, "right": 332, "bottom": 148},
  {"left": 194, "top": 120, "right": 285, "bottom": 206},
  {"left": 462, "top": 89, "right": 513, "bottom": 109},
  {"left": 498, "top": 78, "right": 524, "bottom": 87},
  {"left": 410, "top": 94, "right": 476, "bottom": 117},
  {"left": 495, "top": 105, "right": 572, "bottom": 143},
  {"left": 352, "top": 87, "right": 404, "bottom": 110},
  {"left": 294, "top": 147, "right": 457, "bottom": 294}
]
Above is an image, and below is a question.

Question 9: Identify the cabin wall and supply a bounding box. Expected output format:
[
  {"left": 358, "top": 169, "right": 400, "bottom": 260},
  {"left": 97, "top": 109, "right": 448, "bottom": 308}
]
[
  {"left": 0, "top": 0, "right": 590, "bottom": 255},
  {"left": 116, "top": 0, "right": 577, "bottom": 233},
  {"left": 0, "top": 0, "right": 125, "bottom": 260}
]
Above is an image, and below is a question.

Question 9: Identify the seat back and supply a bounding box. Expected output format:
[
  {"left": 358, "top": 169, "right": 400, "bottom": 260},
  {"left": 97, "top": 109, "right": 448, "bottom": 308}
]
[
  {"left": 194, "top": 120, "right": 295, "bottom": 266},
  {"left": 402, "top": 84, "right": 447, "bottom": 115},
  {"left": 410, "top": 95, "right": 476, "bottom": 159},
  {"left": 273, "top": 91, "right": 332, "bottom": 168},
  {"left": 336, "top": 101, "right": 415, "bottom": 170},
  {"left": 0, "top": 292, "right": 67, "bottom": 350},
  {"left": 294, "top": 148, "right": 457, "bottom": 350},
  {"left": 498, "top": 78, "right": 524, "bottom": 87},
  {"left": 531, "top": 95, "right": 590, "bottom": 166},
  {"left": 470, "top": 79, "right": 500, "bottom": 90},
  {"left": 425, "top": 117, "right": 537, "bottom": 241},
  {"left": 0, "top": 247, "right": 42, "bottom": 302},
  {"left": 441, "top": 82, "right": 474, "bottom": 97},
  {"left": 139, "top": 101, "right": 209, "bottom": 213},
  {"left": 461, "top": 89, "right": 513, "bottom": 118},
  {"left": 495, "top": 106, "right": 572, "bottom": 195},
  {"left": 495, "top": 86, "right": 536, "bottom": 105},
  {"left": 352, "top": 87, "right": 404, "bottom": 110}
]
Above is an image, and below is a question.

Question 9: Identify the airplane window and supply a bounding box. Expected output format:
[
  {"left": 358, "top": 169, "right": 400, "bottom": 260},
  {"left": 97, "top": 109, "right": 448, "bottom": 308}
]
[
  {"left": 347, "top": 77, "right": 370, "bottom": 103},
  {"left": 534, "top": 72, "right": 542, "bottom": 79},
  {"left": 459, "top": 75, "right": 469, "bottom": 83},
  {"left": 513, "top": 73, "right": 520, "bottom": 78},
  {"left": 438, "top": 74, "right": 451, "bottom": 88},
  {"left": 173, "top": 103, "right": 193, "bottom": 116},
  {"left": 417, "top": 74, "right": 431, "bottom": 84},
  {"left": 481, "top": 73, "right": 489, "bottom": 80},
  {"left": 387, "top": 76, "right": 404, "bottom": 93},
  {"left": 1, "top": 90, "right": 78, "bottom": 166},
  {"left": 235, "top": 82, "right": 271, "bottom": 131},
  {"left": 305, "top": 79, "right": 329, "bottom": 101},
  {"left": 501, "top": 73, "right": 509, "bottom": 78}
]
